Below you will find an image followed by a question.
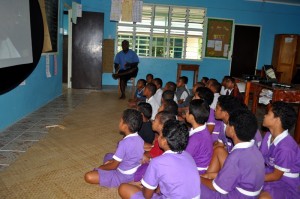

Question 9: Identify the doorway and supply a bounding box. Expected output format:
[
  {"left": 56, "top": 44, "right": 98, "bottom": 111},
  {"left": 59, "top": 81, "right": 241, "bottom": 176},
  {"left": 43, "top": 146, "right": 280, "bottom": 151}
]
[
  {"left": 230, "top": 25, "right": 261, "bottom": 77},
  {"left": 72, "top": 12, "right": 104, "bottom": 89}
]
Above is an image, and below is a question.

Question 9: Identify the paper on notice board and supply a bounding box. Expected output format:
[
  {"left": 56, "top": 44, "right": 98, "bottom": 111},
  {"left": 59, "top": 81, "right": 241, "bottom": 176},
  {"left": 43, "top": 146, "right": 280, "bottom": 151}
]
[
  {"left": 122, "top": 0, "right": 133, "bottom": 22},
  {"left": 285, "top": 37, "right": 293, "bottom": 43},
  {"left": 214, "top": 40, "right": 222, "bottom": 51},
  {"left": 223, "top": 44, "right": 229, "bottom": 57},
  {"left": 207, "top": 40, "right": 215, "bottom": 48},
  {"left": 133, "top": 0, "right": 143, "bottom": 22},
  {"left": 110, "top": 0, "right": 122, "bottom": 21},
  {"left": 46, "top": 55, "right": 51, "bottom": 78}
]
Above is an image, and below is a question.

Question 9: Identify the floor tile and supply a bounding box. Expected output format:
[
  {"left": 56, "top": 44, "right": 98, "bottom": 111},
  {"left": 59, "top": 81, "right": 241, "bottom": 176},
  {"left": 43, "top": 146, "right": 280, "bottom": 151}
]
[
  {"left": 0, "top": 151, "right": 24, "bottom": 165},
  {"left": 16, "top": 131, "right": 47, "bottom": 141},
  {"left": 1, "top": 140, "right": 37, "bottom": 152}
]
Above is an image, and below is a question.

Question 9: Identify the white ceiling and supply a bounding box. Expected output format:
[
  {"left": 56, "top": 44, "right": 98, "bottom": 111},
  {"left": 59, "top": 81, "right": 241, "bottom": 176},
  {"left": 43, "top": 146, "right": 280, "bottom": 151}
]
[{"left": 248, "top": 0, "right": 300, "bottom": 6}]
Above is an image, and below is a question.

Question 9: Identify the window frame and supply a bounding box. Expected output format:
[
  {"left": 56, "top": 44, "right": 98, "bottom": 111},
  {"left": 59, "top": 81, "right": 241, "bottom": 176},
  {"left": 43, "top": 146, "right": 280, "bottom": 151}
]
[{"left": 115, "top": 4, "right": 206, "bottom": 61}]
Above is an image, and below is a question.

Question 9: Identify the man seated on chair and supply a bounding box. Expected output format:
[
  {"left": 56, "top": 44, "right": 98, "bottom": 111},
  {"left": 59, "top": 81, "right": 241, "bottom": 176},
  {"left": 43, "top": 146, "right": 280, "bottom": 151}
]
[{"left": 112, "top": 40, "right": 139, "bottom": 99}]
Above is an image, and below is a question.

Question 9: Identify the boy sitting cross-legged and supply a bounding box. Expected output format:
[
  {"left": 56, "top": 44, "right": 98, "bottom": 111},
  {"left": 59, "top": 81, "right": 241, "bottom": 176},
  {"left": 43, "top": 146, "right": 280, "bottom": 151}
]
[
  {"left": 201, "top": 109, "right": 265, "bottom": 198},
  {"left": 84, "top": 109, "right": 144, "bottom": 187},
  {"left": 119, "top": 120, "right": 200, "bottom": 199}
]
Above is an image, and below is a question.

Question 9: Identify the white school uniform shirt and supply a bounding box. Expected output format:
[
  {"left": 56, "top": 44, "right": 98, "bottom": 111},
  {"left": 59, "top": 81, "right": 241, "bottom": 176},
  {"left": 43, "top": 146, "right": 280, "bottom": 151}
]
[
  {"left": 220, "top": 86, "right": 226, "bottom": 95},
  {"left": 210, "top": 93, "right": 220, "bottom": 110},
  {"left": 146, "top": 96, "right": 160, "bottom": 120},
  {"left": 154, "top": 88, "right": 163, "bottom": 106}
]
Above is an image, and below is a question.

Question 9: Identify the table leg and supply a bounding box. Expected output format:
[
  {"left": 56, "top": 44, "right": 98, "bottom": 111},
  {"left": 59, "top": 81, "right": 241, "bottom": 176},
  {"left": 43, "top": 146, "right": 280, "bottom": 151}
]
[
  {"left": 251, "top": 86, "right": 261, "bottom": 114},
  {"left": 244, "top": 81, "right": 251, "bottom": 106}
]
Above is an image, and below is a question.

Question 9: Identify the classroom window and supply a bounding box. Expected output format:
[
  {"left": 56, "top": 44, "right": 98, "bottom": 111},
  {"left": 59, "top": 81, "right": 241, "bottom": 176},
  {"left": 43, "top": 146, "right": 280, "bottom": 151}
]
[{"left": 117, "top": 5, "right": 206, "bottom": 60}]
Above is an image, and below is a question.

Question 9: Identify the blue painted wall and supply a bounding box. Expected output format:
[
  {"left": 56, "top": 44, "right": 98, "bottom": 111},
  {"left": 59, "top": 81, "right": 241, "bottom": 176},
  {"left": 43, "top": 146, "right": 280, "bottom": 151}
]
[
  {"left": 0, "top": 0, "right": 81, "bottom": 131},
  {"left": 83, "top": 0, "right": 300, "bottom": 88}
]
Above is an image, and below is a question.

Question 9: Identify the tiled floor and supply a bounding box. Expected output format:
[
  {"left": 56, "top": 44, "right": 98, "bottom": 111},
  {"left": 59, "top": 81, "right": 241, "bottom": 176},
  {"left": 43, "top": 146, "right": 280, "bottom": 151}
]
[
  {"left": 0, "top": 88, "right": 93, "bottom": 171},
  {"left": 0, "top": 86, "right": 276, "bottom": 172}
]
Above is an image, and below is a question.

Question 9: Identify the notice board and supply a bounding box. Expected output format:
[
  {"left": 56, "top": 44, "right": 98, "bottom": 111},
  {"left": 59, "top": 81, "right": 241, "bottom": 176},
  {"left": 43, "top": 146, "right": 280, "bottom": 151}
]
[
  {"left": 205, "top": 18, "right": 234, "bottom": 59},
  {"left": 102, "top": 39, "right": 115, "bottom": 73}
]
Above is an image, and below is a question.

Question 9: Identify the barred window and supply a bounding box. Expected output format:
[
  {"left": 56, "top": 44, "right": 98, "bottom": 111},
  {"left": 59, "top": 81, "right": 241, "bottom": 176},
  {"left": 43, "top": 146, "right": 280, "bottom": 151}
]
[{"left": 117, "top": 5, "right": 206, "bottom": 60}]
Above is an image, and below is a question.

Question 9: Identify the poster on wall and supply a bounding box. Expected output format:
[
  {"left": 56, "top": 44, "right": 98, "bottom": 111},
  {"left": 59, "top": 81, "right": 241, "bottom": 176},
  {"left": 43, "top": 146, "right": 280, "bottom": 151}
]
[{"left": 204, "top": 18, "right": 234, "bottom": 59}]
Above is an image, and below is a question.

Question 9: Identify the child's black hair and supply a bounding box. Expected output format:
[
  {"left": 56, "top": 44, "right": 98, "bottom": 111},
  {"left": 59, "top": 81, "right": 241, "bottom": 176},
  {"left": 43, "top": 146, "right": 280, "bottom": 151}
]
[
  {"left": 195, "top": 82, "right": 206, "bottom": 88},
  {"left": 156, "top": 111, "right": 176, "bottom": 124},
  {"left": 153, "top": 78, "right": 163, "bottom": 88},
  {"left": 195, "top": 87, "right": 214, "bottom": 106},
  {"left": 162, "top": 120, "right": 189, "bottom": 153},
  {"left": 146, "top": 73, "right": 154, "bottom": 79},
  {"left": 229, "top": 109, "right": 258, "bottom": 142},
  {"left": 179, "top": 76, "right": 188, "bottom": 84},
  {"left": 166, "top": 81, "right": 177, "bottom": 92},
  {"left": 201, "top": 77, "right": 209, "bottom": 83},
  {"left": 226, "top": 76, "right": 235, "bottom": 83},
  {"left": 162, "top": 99, "right": 178, "bottom": 115},
  {"left": 217, "top": 95, "right": 246, "bottom": 115},
  {"left": 145, "top": 83, "right": 157, "bottom": 96},
  {"left": 162, "top": 90, "right": 175, "bottom": 101},
  {"left": 207, "top": 78, "right": 221, "bottom": 93},
  {"left": 189, "top": 99, "right": 210, "bottom": 124},
  {"left": 138, "top": 79, "right": 147, "bottom": 86},
  {"left": 271, "top": 101, "right": 297, "bottom": 130},
  {"left": 122, "top": 109, "right": 143, "bottom": 133},
  {"left": 137, "top": 102, "right": 152, "bottom": 120}
]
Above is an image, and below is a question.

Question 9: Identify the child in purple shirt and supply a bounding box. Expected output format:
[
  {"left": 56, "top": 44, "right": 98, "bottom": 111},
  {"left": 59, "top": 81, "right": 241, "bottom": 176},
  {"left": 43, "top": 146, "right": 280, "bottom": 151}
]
[
  {"left": 207, "top": 96, "right": 262, "bottom": 173},
  {"left": 119, "top": 120, "right": 201, "bottom": 199},
  {"left": 259, "top": 101, "right": 300, "bottom": 199},
  {"left": 186, "top": 99, "right": 213, "bottom": 174},
  {"left": 201, "top": 109, "right": 265, "bottom": 198},
  {"left": 84, "top": 109, "right": 144, "bottom": 187}
]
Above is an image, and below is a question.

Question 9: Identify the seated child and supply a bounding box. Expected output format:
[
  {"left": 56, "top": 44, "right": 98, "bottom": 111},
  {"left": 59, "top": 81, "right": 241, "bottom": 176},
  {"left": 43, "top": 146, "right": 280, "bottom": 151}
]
[
  {"left": 128, "top": 79, "right": 146, "bottom": 108},
  {"left": 146, "top": 73, "right": 153, "bottom": 84},
  {"left": 213, "top": 95, "right": 262, "bottom": 152},
  {"left": 144, "top": 83, "right": 159, "bottom": 120},
  {"left": 134, "top": 111, "right": 176, "bottom": 182},
  {"left": 158, "top": 99, "right": 178, "bottom": 116},
  {"left": 176, "top": 76, "right": 190, "bottom": 107},
  {"left": 206, "top": 78, "right": 221, "bottom": 110},
  {"left": 84, "top": 109, "right": 144, "bottom": 187},
  {"left": 224, "top": 76, "right": 244, "bottom": 103},
  {"left": 259, "top": 101, "right": 300, "bottom": 199},
  {"left": 201, "top": 109, "right": 265, "bottom": 199},
  {"left": 201, "top": 76, "right": 209, "bottom": 84},
  {"left": 163, "top": 81, "right": 177, "bottom": 103},
  {"left": 119, "top": 120, "right": 201, "bottom": 199},
  {"left": 161, "top": 90, "right": 175, "bottom": 104},
  {"left": 137, "top": 102, "right": 155, "bottom": 144},
  {"left": 185, "top": 99, "right": 213, "bottom": 174},
  {"left": 153, "top": 78, "right": 163, "bottom": 106},
  {"left": 220, "top": 75, "right": 230, "bottom": 95},
  {"left": 194, "top": 87, "right": 219, "bottom": 135}
]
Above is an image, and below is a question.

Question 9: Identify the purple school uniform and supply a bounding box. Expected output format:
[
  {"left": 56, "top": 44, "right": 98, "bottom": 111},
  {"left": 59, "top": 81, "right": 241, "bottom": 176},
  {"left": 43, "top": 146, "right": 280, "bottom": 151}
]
[
  {"left": 201, "top": 141, "right": 265, "bottom": 199},
  {"left": 95, "top": 133, "right": 144, "bottom": 187},
  {"left": 217, "top": 122, "right": 234, "bottom": 152},
  {"left": 217, "top": 121, "right": 262, "bottom": 151},
  {"left": 186, "top": 125, "right": 213, "bottom": 174},
  {"left": 132, "top": 150, "right": 200, "bottom": 199},
  {"left": 260, "top": 131, "right": 300, "bottom": 199},
  {"left": 207, "top": 108, "right": 222, "bottom": 143}
]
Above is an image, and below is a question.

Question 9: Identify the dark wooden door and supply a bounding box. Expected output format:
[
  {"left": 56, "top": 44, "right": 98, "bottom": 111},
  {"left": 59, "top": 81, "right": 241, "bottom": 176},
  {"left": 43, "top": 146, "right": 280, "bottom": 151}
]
[
  {"left": 72, "top": 12, "right": 104, "bottom": 89},
  {"left": 230, "top": 25, "right": 260, "bottom": 77},
  {"left": 63, "top": 35, "right": 68, "bottom": 83}
]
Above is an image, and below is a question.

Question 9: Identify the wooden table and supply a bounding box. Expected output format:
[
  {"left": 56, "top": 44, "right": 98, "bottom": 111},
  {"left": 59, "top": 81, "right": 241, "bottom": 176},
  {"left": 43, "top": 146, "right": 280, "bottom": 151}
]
[
  {"left": 245, "top": 81, "right": 300, "bottom": 144},
  {"left": 177, "top": 64, "right": 199, "bottom": 85}
]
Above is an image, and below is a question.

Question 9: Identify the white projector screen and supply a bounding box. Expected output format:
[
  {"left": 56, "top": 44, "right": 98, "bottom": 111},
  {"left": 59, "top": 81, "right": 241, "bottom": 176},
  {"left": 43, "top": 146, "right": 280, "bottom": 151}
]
[{"left": 0, "top": 0, "right": 33, "bottom": 68}]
